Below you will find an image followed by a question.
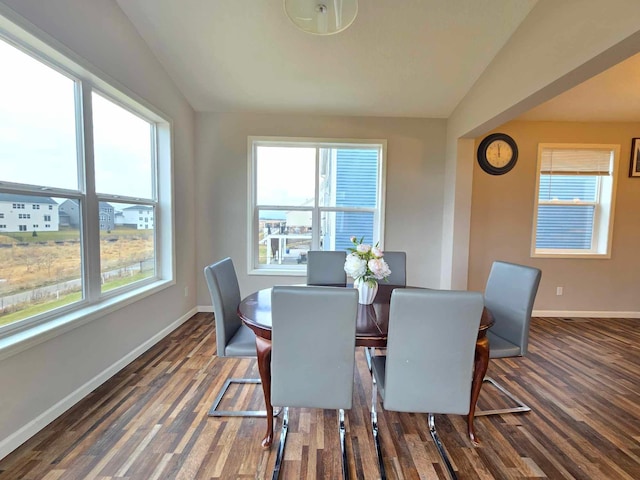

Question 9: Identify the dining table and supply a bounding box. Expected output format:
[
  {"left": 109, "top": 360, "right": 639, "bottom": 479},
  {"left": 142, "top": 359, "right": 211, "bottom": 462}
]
[{"left": 238, "top": 283, "right": 493, "bottom": 448}]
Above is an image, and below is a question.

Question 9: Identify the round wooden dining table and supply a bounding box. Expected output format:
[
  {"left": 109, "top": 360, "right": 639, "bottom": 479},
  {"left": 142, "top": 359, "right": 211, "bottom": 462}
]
[{"left": 238, "top": 284, "right": 493, "bottom": 448}]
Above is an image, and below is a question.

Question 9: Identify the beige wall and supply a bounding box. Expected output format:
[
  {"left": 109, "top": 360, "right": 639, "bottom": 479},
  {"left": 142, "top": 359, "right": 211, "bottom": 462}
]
[
  {"left": 443, "top": 0, "right": 640, "bottom": 290},
  {"left": 195, "top": 113, "right": 447, "bottom": 304},
  {"left": 468, "top": 121, "right": 640, "bottom": 315}
]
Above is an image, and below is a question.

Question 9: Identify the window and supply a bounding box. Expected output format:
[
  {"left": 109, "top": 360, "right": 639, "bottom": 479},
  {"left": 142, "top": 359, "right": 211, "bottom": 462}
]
[
  {"left": 249, "top": 137, "right": 386, "bottom": 274},
  {"left": 532, "top": 144, "right": 619, "bottom": 258},
  {"left": 0, "top": 213, "right": 3, "bottom": 218},
  {"left": 0, "top": 225, "right": 6, "bottom": 229},
  {"left": 0, "top": 18, "right": 173, "bottom": 334}
]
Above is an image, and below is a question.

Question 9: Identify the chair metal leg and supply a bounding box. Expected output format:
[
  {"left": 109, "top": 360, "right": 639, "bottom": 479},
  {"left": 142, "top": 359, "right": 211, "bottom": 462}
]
[
  {"left": 338, "top": 409, "right": 350, "bottom": 480},
  {"left": 365, "top": 347, "right": 374, "bottom": 371},
  {"left": 428, "top": 414, "right": 457, "bottom": 480},
  {"left": 370, "top": 378, "right": 387, "bottom": 480},
  {"left": 475, "top": 376, "right": 531, "bottom": 416},
  {"left": 208, "top": 378, "right": 268, "bottom": 417},
  {"left": 272, "top": 407, "right": 289, "bottom": 480}
]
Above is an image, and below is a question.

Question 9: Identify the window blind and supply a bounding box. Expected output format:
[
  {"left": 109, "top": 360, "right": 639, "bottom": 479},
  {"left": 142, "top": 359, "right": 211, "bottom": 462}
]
[{"left": 540, "top": 148, "right": 613, "bottom": 175}]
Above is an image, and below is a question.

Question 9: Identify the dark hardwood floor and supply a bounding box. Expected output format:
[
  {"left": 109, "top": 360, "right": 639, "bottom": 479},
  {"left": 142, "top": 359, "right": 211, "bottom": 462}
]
[{"left": 1, "top": 313, "right": 639, "bottom": 479}]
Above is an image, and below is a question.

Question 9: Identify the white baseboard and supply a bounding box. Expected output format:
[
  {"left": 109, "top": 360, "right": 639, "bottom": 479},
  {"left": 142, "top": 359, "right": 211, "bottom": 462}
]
[
  {"left": 0, "top": 307, "right": 198, "bottom": 461},
  {"left": 198, "top": 305, "right": 213, "bottom": 313},
  {"left": 533, "top": 310, "right": 640, "bottom": 319}
]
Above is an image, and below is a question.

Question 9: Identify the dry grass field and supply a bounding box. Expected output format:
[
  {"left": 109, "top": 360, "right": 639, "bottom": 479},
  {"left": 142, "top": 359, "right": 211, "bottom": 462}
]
[{"left": 0, "top": 228, "right": 153, "bottom": 323}]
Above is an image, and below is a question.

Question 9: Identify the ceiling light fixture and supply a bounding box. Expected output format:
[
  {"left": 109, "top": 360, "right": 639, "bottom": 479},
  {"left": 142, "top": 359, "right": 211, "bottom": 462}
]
[{"left": 283, "top": 0, "right": 358, "bottom": 35}]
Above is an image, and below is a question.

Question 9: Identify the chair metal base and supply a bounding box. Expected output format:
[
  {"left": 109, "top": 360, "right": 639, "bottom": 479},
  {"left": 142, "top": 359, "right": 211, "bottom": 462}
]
[
  {"left": 370, "top": 378, "right": 387, "bottom": 480},
  {"left": 372, "top": 379, "right": 458, "bottom": 480},
  {"left": 428, "top": 414, "right": 458, "bottom": 480},
  {"left": 272, "top": 407, "right": 349, "bottom": 480},
  {"left": 208, "top": 378, "right": 268, "bottom": 417},
  {"left": 475, "top": 376, "right": 531, "bottom": 416},
  {"left": 272, "top": 407, "right": 289, "bottom": 480},
  {"left": 365, "top": 347, "right": 374, "bottom": 371}
]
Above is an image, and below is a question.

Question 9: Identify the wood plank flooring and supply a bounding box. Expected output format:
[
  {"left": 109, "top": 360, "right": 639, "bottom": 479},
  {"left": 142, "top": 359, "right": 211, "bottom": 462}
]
[{"left": 1, "top": 313, "right": 639, "bottom": 479}]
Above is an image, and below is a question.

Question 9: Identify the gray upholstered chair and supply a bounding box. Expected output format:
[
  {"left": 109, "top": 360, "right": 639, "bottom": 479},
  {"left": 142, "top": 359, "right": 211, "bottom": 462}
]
[
  {"left": 382, "top": 251, "right": 406, "bottom": 286},
  {"left": 204, "top": 257, "right": 265, "bottom": 417},
  {"left": 271, "top": 286, "right": 358, "bottom": 480},
  {"left": 370, "top": 289, "right": 484, "bottom": 480},
  {"left": 306, "top": 250, "right": 347, "bottom": 285},
  {"left": 476, "top": 260, "right": 542, "bottom": 416},
  {"left": 364, "top": 251, "right": 406, "bottom": 370}
]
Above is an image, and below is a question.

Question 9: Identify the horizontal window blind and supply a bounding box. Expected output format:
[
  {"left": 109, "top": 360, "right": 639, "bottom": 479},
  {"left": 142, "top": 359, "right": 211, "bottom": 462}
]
[
  {"left": 540, "top": 148, "right": 612, "bottom": 175},
  {"left": 535, "top": 205, "right": 594, "bottom": 249},
  {"left": 538, "top": 175, "right": 597, "bottom": 202}
]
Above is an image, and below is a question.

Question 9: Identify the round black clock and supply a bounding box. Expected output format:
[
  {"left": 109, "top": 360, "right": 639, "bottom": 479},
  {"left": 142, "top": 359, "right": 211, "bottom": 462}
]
[{"left": 477, "top": 133, "right": 518, "bottom": 175}]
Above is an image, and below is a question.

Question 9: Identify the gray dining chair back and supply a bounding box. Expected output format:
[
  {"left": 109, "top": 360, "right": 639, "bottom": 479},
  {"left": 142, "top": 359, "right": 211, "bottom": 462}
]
[
  {"left": 477, "top": 260, "right": 542, "bottom": 417},
  {"left": 306, "top": 250, "right": 347, "bottom": 285},
  {"left": 382, "top": 251, "right": 406, "bottom": 286},
  {"left": 204, "top": 258, "right": 265, "bottom": 417},
  {"left": 370, "top": 288, "right": 483, "bottom": 480},
  {"left": 204, "top": 257, "right": 244, "bottom": 357},
  {"left": 271, "top": 286, "right": 358, "bottom": 480}
]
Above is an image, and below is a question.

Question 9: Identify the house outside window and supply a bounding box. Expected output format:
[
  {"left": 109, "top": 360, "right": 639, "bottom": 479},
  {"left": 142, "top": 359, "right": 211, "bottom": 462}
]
[
  {"left": 249, "top": 137, "right": 386, "bottom": 275},
  {"left": 531, "top": 143, "right": 619, "bottom": 258},
  {"left": 0, "top": 20, "right": 173, "bottom": 333}
]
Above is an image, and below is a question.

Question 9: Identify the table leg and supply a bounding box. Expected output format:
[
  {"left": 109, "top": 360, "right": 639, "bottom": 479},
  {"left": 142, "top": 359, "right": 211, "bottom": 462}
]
[
  {"left": 256, "top": 336, "right": 274, "bottom": 448},
  {"left": 468, "top": 333, "right": 490, "bottom": 445}
]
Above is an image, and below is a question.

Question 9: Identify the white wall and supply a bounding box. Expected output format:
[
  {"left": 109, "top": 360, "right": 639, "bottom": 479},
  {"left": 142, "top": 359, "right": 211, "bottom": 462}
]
[
  {"left": 195, "top": 113, "right": 447, "bottom": 304},
  {"left": 0, "top": 0, "right": 196, "bottom": 458}
]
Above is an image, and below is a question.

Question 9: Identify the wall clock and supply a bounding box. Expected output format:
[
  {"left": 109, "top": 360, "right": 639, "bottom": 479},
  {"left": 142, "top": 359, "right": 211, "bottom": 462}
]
[{"left": 477, "top": 133, "right": 518, "bottom": 175}]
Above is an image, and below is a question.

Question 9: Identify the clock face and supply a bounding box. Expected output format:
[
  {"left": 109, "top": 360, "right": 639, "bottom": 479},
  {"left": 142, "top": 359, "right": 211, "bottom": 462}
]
[
  {"left": 485, "top": 140, "right": 513, "bottom": 168},
  {"left": 477, "top": 133, "right": 518, "bottom": 175}
]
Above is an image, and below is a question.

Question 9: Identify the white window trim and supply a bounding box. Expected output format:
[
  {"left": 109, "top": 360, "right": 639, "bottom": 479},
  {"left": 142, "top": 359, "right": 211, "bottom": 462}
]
[
  {"left": 247, "top": 136, "right": 387, "bottom": 276},
  {"left": 0, "top": 6, "right": 175, "bottom": 355},
  {"left": 530, "top": 143, "right": 619, "bottom": 259}
]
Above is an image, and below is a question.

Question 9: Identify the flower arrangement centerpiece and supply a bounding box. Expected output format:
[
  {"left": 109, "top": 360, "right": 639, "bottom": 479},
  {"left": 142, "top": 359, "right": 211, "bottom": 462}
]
[{"left": 344, "top": 236, "right": 391, "bottom": 304}]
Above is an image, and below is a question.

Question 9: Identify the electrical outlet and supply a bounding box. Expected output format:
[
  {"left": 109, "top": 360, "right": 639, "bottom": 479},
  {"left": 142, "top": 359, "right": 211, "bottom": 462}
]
[{"left": 556, "top": 286, "right": 563, "bottom": 296}]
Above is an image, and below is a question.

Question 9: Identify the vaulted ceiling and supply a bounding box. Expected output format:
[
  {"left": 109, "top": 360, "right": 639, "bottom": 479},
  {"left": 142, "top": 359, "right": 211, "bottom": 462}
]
[{"left": 116, "top": 0, "right": 640, "bottom": 122}]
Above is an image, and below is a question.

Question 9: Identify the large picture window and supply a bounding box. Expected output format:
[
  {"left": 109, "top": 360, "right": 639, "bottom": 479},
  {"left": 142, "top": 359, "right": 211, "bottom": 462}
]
[
  {"left": 249, "top": 137, "right": 386, "bottom": 274},
  {"left": 0, "top": 20, "right": 173, "bottom": 335},
  {"left": 531, "top": 144, "right": 619, "bottom": 258}
]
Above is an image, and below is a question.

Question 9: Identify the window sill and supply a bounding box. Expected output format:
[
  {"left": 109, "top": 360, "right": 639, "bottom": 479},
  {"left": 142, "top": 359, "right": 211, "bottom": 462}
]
[
  {"left": 248, "top": 268, "right": 306, "bottom": 277},
  {"left": 0, "top": 279, "right": 173, "bottom": 362}
]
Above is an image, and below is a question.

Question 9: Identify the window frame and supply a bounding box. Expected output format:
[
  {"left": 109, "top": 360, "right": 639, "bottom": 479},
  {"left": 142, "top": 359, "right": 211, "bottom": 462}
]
[
  {"left": 0, "top": 8, "right": 175, "bottom": 348},
  {"left": 531, "top": 143, "right": 619, "bottom": 259},
  {"left": 247, "top": 136, "right": 387, "bottom": 276}
]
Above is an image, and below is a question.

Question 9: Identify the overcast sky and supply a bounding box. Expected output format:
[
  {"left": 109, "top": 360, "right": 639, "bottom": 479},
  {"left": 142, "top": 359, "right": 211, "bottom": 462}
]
[{"left": 0, "top": 38, "right": 152, "bottom": 199}]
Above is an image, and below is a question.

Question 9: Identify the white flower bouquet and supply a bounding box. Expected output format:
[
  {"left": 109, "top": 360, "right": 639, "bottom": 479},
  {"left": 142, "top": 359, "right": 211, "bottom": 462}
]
[{"left": 343, "top": 236, "right": 391, "bottom": 286}]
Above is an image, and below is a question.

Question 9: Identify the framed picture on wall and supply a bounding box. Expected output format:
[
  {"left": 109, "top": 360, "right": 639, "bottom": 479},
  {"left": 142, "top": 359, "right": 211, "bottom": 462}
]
[{"left": 630, "top": 138, "right": 640, "bottom": 177}]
